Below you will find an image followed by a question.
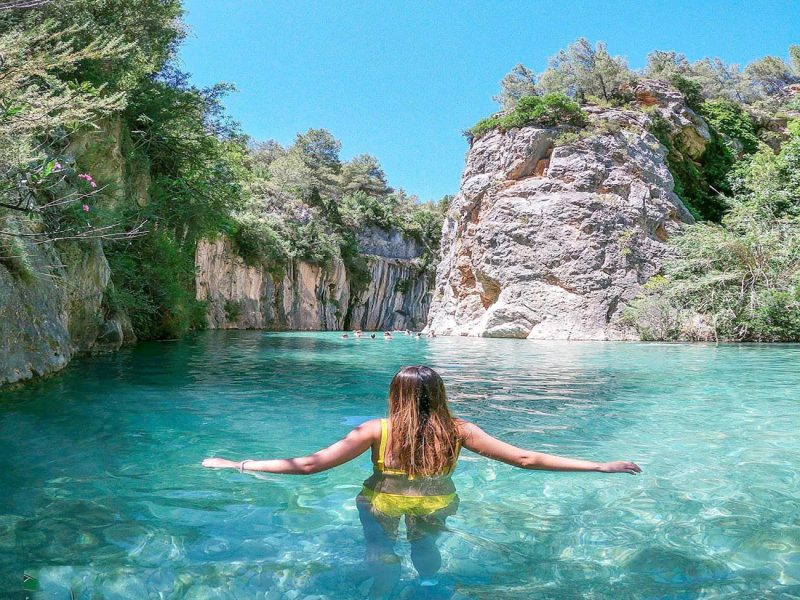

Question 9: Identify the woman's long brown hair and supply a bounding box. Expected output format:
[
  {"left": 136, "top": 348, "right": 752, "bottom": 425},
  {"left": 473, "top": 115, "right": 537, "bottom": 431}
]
[{"left": 386, "top": 366, "right": 460, "bottom": 477}]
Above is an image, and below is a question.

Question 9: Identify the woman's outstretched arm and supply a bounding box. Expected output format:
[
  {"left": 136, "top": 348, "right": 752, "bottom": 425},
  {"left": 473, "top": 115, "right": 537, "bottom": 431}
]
[
  {"left": 201, "top": 419, "right": 379, "bottom": 475},
  {"left": 459, "top": 421, "right": 641, "bottom": 475}
]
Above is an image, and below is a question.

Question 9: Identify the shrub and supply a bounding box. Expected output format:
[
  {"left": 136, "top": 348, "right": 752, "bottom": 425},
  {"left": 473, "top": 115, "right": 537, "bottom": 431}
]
[
  {"left": 224, "top": 299, "right": 242, "bottom": 322},
  {"left": 287, "top": 221, "right": 340, "bottom": 267},
  {"left": 554, "top": 130, "right": 587, "bottom": 146},
  {"left": 748, "top": 288, "right": 800, "bottom": 340},
  {"left": 231, "top": 214, "right": 289, "bottom": 274},
  {"left": 394, "top": 278, "right": 411, "bottom": 294},
  {"left": 625, "top": 206, "right": 800, "bottom": 341},
  {"left": 340, "top": 233, "right": 372, "bottom": 298},
  {"left": 700, "top": 99, "right": 759, "bottom": 155},
  {"left": 669, "top": 74, "right": 705, "bottom": 112},
  {"left": 468, "top": 94, "right": 586, "bottom": 138},
  {"left": 105, "top": 230, "right": 207, "bottom": 340},
  {"left": 0, "top": 217, "right": 36, "bottom": 282},
  {"left": 647, "top": 110, "right": 730, "bottom": 221}
]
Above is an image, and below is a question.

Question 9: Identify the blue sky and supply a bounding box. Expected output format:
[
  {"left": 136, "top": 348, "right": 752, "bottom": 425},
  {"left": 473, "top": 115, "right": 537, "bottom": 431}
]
[{"left": 179, "top": 1, "right": 799, "bottom": 201}]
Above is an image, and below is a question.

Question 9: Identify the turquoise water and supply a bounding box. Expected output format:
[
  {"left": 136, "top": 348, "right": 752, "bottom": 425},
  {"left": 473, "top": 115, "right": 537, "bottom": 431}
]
[{"left": 1, "top": 332, "right": 799, "bottom": 599}]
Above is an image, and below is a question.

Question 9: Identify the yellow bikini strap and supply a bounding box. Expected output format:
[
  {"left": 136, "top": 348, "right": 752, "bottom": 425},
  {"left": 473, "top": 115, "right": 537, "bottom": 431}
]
[
  {"left": 449, "top": 437, "right": 462, "bottom": 473},
  {"left": 377, "top": 418, "right": 388, "bottom": 469}
]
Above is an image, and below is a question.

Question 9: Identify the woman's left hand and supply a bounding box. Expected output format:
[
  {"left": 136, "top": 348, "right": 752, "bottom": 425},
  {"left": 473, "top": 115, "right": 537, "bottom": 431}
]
[
  {"left": 599, "top": 461, "right": 641, "bottom": 474},
  {"left": 202, "top": 457, "right": 233, "bottom": 469}
]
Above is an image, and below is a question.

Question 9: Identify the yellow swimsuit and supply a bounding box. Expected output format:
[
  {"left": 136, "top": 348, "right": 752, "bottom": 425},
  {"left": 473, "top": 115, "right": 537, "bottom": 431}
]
[{"left": 360, "top": 418, "right": 461, "bottom": 517}]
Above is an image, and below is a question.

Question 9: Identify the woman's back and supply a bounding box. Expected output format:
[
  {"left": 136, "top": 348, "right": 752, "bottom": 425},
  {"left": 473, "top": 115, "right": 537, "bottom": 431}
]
[
  {"left": 361, "top": 418, "right": 460, "bottom": 517},
  {"left": 202, "top": 364, "right": 640, "bottom": 598}
]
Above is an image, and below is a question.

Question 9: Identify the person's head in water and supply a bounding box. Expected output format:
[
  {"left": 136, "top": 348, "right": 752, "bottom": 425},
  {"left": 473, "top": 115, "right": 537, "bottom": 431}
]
[{"left": 387, "top": 366, "right": 459, "bottom": 477}]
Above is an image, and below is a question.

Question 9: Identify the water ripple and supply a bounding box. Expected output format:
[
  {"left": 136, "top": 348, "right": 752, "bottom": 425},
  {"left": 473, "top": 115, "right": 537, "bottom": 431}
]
[{"left": 0, "top": 333, "right": 798, "bottom": 598}]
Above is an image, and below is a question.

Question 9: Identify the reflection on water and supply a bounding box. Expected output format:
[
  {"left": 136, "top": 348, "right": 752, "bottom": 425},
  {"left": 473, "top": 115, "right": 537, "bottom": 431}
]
[{"left": 0, "top": 332, "right": 799, "bottom": 598}]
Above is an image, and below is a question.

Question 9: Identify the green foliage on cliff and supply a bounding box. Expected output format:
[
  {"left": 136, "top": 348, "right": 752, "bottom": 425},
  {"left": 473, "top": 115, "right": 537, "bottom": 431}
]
[
  {"left": 0, "top": 1, "right": 246, "bottom": 340},
  {"left": 468, "top": 94, "right": 586, "bottom": 138},
  {"left": 625, "top": 123, "right": 800, "bottom": 341},
  {"left": 701, "top": 99, "right": 759, "bottom": 155},
  {"left": 486, "top": 39, "right": 800, "bottom": 340},
  {"left": 234, "top": 130, "right": 446, "bottom": 285},
  {"left": 645, "top": 109, "right": 732, "bottom": 221},
  {"left": 2, "top": 1, "right": 442, "bottom": 341}
]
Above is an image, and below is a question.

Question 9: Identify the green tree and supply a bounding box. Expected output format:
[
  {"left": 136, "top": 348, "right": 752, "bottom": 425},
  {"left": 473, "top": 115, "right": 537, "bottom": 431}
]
[
  {"left": 0, "top": 0, "right": 184, "bottom": 92},
  {"left": 0, "top": 24, "right": 128, "bottom": 206},
  {"left": 789, "top": 45, "right": 800, "bottom": 76},
  {"left": 493, "top": 63, "right": 538, "bottom": 111},
  {"left": 644, "top": 50, "right": 691, "bottom": 80},
  {"left": 539, "top": 38, "right": 634, "bottom": 103},
  {"left": 340, "top": 154, "right": 390, "bottom": 196},
  {"left": 246, "top": 140, "right": 286, "bottom": 177},
  {"left": 744, "top": 56, "right": 797, "bottom": 96},
  {"left": 267, "top": 129, "right": 342, "bottom": 203},
  {"left": 295, "top": 128, "right": 342, "bottom": 172}
]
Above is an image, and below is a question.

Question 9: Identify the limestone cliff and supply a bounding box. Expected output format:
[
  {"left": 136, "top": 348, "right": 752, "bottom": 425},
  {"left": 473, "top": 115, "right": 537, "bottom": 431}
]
[
  {"left": 426, "top": 80, "right": 701, "bottom": 340},
  {"left": 196, "top": 229, "right": 431, "bottom": 331},
  {"left": 0, "top": 222, "right": 133, "bottom": 386},
  {"left": 0, "top": 121, "right": 138, "bottom": 387}
]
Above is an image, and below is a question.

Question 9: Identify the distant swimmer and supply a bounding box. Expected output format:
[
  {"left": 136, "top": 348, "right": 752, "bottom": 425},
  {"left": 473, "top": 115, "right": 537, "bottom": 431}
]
[
  {"left": 371, "top": 334, "right": 376, "bottom": 339},
  {"left": 341, "top": 333, "right": 349, "bottom": 339},
  {"left": 416, "top": 332, "right": 422, "bottom": 338},
  {"left": 427, "top": 330, "right": 436, "bottom": 338},
  {"left": 384, "top": 331, "right": 393, "bottom": 339},
  {"left": 354, "top": 330, "right": 363, "bottom": 338},
  {"left": 404, "top": 329, "right": 411, "bottom": 336}
]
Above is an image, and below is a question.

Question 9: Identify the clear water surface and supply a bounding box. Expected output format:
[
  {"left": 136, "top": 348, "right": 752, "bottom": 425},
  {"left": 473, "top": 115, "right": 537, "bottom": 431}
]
[{"left": 1, "top": 332, "right": 798, "bottom": 599}]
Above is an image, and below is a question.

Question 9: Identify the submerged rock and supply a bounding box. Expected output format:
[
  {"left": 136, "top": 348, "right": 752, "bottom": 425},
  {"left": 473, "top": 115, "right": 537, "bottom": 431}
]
[{"left": 426, "top": 81, "right": 698, "bottom": 340}]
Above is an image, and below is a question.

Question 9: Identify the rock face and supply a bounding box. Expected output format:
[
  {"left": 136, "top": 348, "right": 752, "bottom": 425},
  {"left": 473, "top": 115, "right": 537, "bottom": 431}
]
[
  {"left": 348, "top": 256, "right": 431, "bottom": 331},
  {"left": 426, "top": 80, "right": 699, "bottom": 340},
  {"left": 0, "top": 220, "right": 134, "bottom": 386},
  {"left": 196, "top": 232, "right": 431, "bottom": 331},
  {"left": 196, "top": 238, "right": 350, "bottom": 330},
  {"left": 0, "top": 119, "right": 140, "bottom": 387}
]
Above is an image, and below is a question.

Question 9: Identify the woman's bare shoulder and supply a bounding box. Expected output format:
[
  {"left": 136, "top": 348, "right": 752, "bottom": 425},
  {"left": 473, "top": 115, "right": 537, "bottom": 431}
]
[
  {"left": 453, "top": 417, "right": 479, "bottom": 439},
  {"left": 361, "top": 418, "right": 383, "bottom": 438}
]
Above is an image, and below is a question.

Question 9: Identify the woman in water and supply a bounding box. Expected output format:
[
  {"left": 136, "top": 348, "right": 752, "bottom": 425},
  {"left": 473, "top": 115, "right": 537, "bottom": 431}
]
[{"left": 203, "top": 366, "right": 640, "bottom": 598}]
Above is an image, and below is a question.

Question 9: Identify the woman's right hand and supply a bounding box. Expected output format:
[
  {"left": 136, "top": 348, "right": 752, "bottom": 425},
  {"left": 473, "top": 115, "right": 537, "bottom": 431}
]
[{"left": 599, "top": 461, "right": 641, "bottom": 474}]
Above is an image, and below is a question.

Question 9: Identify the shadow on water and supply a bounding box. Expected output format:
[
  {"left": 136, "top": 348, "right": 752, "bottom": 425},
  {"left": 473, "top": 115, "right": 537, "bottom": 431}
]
[{"left": 0, "top": 333, "right": 799, "bottom": 598}]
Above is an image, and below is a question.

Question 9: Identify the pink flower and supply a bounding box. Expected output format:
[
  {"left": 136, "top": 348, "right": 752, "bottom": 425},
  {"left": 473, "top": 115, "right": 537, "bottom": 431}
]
[
  {"left": 78, "top": 173, "right": 94, "bottom": 182},
  {"left": 82, "top": 204, "right": 90, "bottom": 212},
  {"left": 53, "top": 162, "right": 62, "bottom": 172},
  {"left": 90, "top": 181, "right": 97, "bottom": 188}
]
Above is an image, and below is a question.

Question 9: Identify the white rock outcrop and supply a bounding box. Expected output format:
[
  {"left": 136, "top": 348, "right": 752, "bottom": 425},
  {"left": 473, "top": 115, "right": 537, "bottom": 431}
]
[{"left": 426, "top": 81, "right": 699, "bottom": 340}]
